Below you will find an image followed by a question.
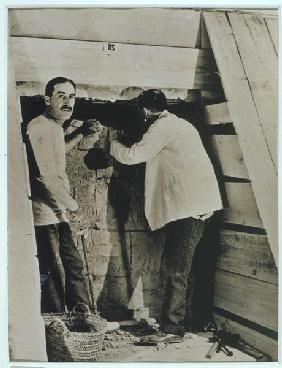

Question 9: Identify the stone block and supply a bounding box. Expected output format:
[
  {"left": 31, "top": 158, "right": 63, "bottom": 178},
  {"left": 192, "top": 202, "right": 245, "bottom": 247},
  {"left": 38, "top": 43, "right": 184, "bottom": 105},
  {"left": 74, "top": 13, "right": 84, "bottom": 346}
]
[
  {"left": 83, "top": 229, "right": 130, "bottom": 277},
  {"left": 133, "top": 307, "right": 150, "bottom": 321},
  {"left": 131, "top": 231, "right": 165, "bottom": 275},
  {"left": 108, "top": 276, "right": 130, "bottom": 307},
  {"left": 96, "top": 166, "right": 114, "bottom": 179},
  {"left": 124, "top": 188, "right": 149, "bottom": 231},
  {"left": 128, "top": 276, "right": 145, "bottom": 310},
  {"left": 94, "top": 178, "right": 119, "bottom": 230},
  {"left": 65, "top": 142, "right": 167, "bottom": 318},
  {"left": 99, "top": 245, "right": 120, "bottom": 258},
  {"left": 78, "top": 135, "right": 98, "bottom": 150},
  {"left": 91, "top": 229, "right": 121, "bottom": 247},
  {"left": 92, "top": 275, "right": 108, "bottom": 301}
]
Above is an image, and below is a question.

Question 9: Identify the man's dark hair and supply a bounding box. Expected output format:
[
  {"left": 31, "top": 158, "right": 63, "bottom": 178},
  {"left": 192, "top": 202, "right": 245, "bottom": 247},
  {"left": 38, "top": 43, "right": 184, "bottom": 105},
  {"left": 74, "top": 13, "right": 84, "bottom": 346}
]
[
  {"left": 45, "top": 77, "right": 76, "bottom": 97},
  {"left": 137, "top": 89, "right": 167, "bottom": 112}
]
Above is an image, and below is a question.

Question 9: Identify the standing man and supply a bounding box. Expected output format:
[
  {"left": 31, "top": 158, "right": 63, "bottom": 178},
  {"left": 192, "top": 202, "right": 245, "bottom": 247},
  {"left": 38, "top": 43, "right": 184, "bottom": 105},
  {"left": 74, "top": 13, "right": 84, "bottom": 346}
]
[
  {"left": 109, "top": 89, "right": 222, "bottom": 341},
  {"left": 26, "top": 77, "right": 96, "bottom": 315}
]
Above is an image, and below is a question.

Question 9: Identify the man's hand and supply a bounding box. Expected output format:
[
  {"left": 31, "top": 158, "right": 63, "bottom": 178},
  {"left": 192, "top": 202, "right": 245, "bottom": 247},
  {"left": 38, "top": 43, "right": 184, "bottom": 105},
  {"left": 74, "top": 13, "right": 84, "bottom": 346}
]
[
  {"left": 81, "top": 119, "right": 104, "bottom": 137},
  {"left": 108, "top": 127, "right": 119, "bottom": 142},
  {"left": 69, "top": 208, "right": 84, "bottom": 225}
]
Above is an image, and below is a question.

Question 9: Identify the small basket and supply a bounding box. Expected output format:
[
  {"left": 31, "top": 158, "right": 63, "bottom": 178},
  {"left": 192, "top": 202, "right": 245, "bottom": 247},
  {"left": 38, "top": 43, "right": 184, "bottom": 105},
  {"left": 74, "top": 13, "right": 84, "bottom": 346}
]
[{"left": 42, "top": 313, "right": 106, "bottom": 362}]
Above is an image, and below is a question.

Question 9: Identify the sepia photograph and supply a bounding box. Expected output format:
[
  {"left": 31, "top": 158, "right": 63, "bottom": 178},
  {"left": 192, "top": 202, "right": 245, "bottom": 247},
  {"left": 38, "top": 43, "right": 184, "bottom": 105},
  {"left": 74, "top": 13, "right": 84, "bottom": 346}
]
[{"left": 5, "top": 3, "right": 278, "bottom": 364}]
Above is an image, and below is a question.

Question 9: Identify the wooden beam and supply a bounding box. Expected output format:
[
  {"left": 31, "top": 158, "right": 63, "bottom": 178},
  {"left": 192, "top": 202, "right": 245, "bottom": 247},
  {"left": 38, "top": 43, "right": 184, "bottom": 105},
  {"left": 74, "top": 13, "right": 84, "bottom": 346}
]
[
  {"left": 203, "top": 12, "right": 278, "bottom": 265},
  {"left": 209, "top": 135, "right": 249, "bottom": 179},
  {"left": 217, "top": 230, "right": 277, "bottom": 284},
  {"left": 229, "top": 13, "right": 277, "bottom": 170},
  {"left": 204, "top": 102, "right": 231, "bottom": 124},
  {"left": 8, "top": 54, "right": 47, "bottom": 361},
  {"left": 9, "top": 8, "right": 201, "bottom": 48},
  {"left": 222, "top": 182, "right": 263, "bottom": 228},
  {"left": 10, "top": 36, "right": 207, "bottom": 89},
  {"left": 214, "top": 269, "right": 278, "bottom": 332}
]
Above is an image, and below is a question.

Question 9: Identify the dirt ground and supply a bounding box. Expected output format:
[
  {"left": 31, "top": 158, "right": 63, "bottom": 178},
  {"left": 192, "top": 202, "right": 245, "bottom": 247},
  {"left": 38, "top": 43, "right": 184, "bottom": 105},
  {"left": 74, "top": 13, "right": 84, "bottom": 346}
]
[{"left": 98, "top": 324, "right": 257, "bottom": 363}]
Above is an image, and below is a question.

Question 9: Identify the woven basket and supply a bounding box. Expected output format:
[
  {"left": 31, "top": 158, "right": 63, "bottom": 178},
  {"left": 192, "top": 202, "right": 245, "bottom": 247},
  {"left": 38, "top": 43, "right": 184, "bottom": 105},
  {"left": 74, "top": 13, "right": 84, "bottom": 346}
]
[{"left": 42, "top": 313, "right": 106, "bottom": 362}]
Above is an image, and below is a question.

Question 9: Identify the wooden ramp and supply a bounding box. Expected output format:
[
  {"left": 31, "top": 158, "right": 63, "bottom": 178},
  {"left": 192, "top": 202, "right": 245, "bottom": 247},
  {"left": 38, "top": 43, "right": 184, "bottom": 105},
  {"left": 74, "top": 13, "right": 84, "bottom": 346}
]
[
  {"left": 203, "top": 11, "right": 278, "bottom": 265},
  {"left": 203, "top": 10, "right": 278, "bottom": 360}
]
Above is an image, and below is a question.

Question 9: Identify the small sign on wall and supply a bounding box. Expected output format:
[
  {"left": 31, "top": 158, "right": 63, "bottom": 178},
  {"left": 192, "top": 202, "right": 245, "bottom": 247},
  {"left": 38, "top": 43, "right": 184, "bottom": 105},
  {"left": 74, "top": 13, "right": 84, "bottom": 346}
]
[{"left": 103, "top": 43, "right": 117, "bottom": 54}]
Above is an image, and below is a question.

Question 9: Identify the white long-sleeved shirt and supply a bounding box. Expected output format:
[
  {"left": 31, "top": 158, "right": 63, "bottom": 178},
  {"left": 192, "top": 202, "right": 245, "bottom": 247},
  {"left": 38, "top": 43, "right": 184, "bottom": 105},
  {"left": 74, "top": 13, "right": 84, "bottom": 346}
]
[
  {"left": 110, "top": 110, "right": 223, "bottom": 231},
  {"left": 27, "top": 114, "right": 78, "bottom": 226}
]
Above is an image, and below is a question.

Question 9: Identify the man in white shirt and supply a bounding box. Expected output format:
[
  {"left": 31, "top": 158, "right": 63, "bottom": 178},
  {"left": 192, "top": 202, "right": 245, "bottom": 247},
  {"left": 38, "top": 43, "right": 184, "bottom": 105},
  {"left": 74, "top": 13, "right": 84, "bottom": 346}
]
[
  {"left": 109, "top": 89, "right": 222, "bottom": 342},
  {"left": 26, "top": 77, "right": 96, "bottom": 316}
]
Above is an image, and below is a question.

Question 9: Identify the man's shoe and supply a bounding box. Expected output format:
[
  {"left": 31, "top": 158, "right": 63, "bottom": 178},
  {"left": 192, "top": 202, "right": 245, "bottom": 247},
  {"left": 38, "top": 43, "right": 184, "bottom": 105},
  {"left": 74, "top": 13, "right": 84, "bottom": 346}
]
[
  {"left": 201, "top": 321, "right": 217, "bottom": 333},
  {"left": 73, "top": 303, "right": 92, "bottom": 314},
  {"left": 161, "top": 322, "right": 185, "bottom": 337}
]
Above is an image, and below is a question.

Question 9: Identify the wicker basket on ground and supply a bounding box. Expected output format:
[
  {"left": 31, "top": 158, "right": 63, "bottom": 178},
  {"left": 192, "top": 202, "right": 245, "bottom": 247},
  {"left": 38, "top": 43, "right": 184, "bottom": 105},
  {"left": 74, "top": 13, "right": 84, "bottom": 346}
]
[{"left": 42, "top": 313, "right": 107, "bottom": 362}]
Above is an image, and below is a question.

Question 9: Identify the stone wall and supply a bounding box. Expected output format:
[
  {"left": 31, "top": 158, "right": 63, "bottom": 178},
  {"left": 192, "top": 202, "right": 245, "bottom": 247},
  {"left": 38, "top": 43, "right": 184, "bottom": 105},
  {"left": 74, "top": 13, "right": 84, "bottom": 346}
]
[{"left": 66, "top": 127, "right": 166, "bottom": 319}]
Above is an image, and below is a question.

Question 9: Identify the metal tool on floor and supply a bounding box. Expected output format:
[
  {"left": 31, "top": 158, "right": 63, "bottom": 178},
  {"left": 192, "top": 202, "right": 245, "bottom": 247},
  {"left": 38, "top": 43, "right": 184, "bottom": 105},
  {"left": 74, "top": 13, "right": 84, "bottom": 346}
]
[
  {"left": 206, "top": 325, "right": 271, "bottom": 361},
  {"left": 206, "top": 327, "right": 239, "bottom": 359}
]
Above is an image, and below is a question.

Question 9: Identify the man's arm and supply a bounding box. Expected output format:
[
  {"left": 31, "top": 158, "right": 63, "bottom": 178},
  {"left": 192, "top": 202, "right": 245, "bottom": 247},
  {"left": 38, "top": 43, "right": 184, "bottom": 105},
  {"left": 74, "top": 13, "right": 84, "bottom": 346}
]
[
  {"left": 65, "top": 119, "right": 102, "bottom": 153},
  {"left": 28, "top": 121, "right": 78, "bottom": 211},
  {"left": 110, "top": 121, "right": 175, "bottom": 165},
  {"left": 37, "top": 175, "right": 78, "bottom": 211}
]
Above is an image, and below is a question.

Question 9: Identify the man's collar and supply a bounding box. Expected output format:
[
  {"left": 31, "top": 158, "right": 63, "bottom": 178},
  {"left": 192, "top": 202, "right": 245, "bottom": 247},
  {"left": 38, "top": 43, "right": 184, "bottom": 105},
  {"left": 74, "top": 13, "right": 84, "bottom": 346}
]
[
  {"left": 44, "top": 110, "right": 64, "bottom": 126},
  {"left": 158, "top": 110, "right": 169, "bottom": 119}
]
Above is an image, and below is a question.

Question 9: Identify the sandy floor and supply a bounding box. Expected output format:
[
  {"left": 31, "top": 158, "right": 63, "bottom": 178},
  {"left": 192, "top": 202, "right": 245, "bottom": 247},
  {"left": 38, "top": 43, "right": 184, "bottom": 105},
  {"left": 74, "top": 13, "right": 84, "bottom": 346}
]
[{"left": 98, "top": 325, "right": 256, "bottom": 362}]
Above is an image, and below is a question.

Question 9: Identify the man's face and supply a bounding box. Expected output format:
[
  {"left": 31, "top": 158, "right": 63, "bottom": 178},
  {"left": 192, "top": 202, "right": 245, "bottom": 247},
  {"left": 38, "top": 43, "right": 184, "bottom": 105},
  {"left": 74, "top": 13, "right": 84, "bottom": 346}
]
[{"left": 45, "top": 82, "right": 76, "bottom": 122}]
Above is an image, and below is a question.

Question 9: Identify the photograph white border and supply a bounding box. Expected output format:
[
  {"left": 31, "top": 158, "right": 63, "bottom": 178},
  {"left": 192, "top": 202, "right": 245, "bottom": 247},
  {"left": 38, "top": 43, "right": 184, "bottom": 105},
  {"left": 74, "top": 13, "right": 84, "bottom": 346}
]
[{"left": 1, "top": 1, "right": 281, "bottom": 368}]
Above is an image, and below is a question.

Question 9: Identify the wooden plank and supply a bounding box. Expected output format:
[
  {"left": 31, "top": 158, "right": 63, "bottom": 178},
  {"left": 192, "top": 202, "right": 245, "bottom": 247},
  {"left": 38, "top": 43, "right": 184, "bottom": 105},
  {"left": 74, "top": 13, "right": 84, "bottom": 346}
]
[
  {"left": 207, "top": 9, "right": 278, "bottom": 17},
  {"left": 214, "top": 314, "right": 278, "bottom": 360},
  {"left": 204, "top": 102, "right": 231, "bottom": 124},
  {"left": 215, "top": 9, "right": 278, "bottom": 17},
  {"left": 222, "top": 182, "right": 263, "bottom": 228},
  {"left": 8, "top": 55, "right": 47, "bottom": 361},
  {"left": 217, "top": 230, "right": 277, "bottom": 284},
  {"left": 239, "top": 9, "right": 278, "bottom": 17},
  {"left": 11, "top": 36, "right": 203, "bottom": 89},
  {"left": 9, "top": 8, "right": 201, "bottom": 48},
  {"left": 214, "top": 269, "right": 278, "bottom": 331},
  {"left": 229, "top": 13, "right": 277, "bottom": 170},
  {"left": 209, "top": 135, "right": 249, "bottom": 179},
  {"left": 203, "top": 12, "right": 278, "bottom": 265},
  {"left": 264, "top": 18, "right": 278, "bottom": 54}
]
